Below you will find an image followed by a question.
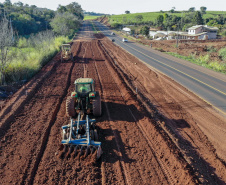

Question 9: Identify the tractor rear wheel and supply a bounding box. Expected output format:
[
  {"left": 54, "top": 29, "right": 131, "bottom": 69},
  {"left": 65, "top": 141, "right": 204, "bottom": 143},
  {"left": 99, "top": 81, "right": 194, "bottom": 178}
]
[
  {"left": 66, "top": 96, "right": 76, "bottom": 117},
  {"left": 93, "top": 92, "right": 101, "bottom": 116}
]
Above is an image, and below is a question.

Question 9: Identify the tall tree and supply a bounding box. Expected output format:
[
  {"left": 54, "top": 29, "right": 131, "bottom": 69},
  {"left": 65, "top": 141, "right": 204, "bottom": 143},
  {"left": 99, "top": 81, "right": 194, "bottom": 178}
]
[
  {"left": 3, "top": 0, "right": 12, "bottom": 7},
  {"left": 200, "top": 6, "right": 207, "bottom": 14},
  {"left": 66, "top": 2, "right": 84, "bottom": 20},
  {"left": 156, "top": 15, "right": 164, "bottom": 26},
  {"left": 50, "top": 12, "right": 80, "bottom": 36},
  {"left": 57, "top": 5, "right": 67, "bottom": 13},
  {"left": 0, "top": 18, "right": 14, "bottom": 84},
  {"left": 125, "top": 10, "right": 130, "bottom": 14},
  {"left": 140, "top": 26, "right": 149, "bottom": 36},
  {"left": 193, "top": 11, "right": 203, "bottom": 25}
]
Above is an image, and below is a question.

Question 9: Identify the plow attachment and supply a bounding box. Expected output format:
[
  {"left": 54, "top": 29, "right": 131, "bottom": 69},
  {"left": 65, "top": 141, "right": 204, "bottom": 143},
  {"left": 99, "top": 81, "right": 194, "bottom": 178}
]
[{"left": 61, "top": 113, "right": 102, "bottom": 160}]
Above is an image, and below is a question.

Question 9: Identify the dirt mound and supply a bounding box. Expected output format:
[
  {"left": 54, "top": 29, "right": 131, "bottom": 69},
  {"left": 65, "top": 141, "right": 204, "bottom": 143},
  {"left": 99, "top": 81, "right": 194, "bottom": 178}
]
[{"left": 98, "top": 16, "right": 110, "bottom": 27}]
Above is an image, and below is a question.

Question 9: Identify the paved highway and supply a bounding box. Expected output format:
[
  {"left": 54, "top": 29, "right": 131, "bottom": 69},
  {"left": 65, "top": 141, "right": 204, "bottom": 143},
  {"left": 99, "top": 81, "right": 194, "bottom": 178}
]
[{"left": 93, "top": 21, "right": 226, "bottom": 115}]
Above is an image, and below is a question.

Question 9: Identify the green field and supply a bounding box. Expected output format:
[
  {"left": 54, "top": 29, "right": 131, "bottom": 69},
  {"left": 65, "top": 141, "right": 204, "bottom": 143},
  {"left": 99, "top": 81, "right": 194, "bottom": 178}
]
[
  {"left": 108, "top": 11, "right": 226, "bottom": 24},
  {"left": 84, "top": 15, "right": 100, "bottom": 20}
]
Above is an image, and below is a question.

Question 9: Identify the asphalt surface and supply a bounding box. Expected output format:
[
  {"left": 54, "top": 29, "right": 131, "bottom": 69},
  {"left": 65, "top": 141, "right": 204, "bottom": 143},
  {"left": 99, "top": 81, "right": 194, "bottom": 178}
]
[{"left": 93, "top": 21, "right": 226, "bottom": 115}]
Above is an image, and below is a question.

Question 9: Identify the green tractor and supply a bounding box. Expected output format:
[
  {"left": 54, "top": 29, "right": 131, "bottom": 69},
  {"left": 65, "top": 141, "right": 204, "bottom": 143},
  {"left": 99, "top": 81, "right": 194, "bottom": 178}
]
[
  {"left": 66, "top": 78, "right": 102, "bottom": 117},
  {"left": 62, "top": 78, "right": 102, "bottom": 159}
]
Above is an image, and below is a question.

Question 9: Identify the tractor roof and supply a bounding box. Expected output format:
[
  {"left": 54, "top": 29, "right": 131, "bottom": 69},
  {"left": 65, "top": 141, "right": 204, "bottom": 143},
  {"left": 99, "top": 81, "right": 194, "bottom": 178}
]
[
  {"left": 74, "top": 78, "right": 94, "bottom": 84},
  {"left": 62, "top": 44, "right": 71, "bottom": 46}
]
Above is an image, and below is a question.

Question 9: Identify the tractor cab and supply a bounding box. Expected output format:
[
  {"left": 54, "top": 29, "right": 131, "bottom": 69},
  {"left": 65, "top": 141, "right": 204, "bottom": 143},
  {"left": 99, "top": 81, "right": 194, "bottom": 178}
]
[
  {"left": 62, "top": 44, "right": 71, "bottom": 51},
  {"left": 72, "top": 78, "right": 97, "bottom": 102},
  {"left": 75, "top": 78, "right": 94, "bottom": 93}
]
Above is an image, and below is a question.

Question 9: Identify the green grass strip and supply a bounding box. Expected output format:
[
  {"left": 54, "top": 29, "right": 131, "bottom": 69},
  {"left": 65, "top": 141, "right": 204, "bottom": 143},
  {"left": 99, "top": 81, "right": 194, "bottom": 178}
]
[{"left": 166, "top": 52, "right": 226, "bottom": 74}]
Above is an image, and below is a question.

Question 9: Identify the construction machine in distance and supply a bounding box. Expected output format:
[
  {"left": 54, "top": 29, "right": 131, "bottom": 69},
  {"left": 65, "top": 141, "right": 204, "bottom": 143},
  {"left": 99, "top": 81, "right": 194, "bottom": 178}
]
[
  {"left": 61, "top": 78, "right": 102, "bottom": 159},
  {"left": 61, "top": 44, "right": 74, "bottom": 62}
]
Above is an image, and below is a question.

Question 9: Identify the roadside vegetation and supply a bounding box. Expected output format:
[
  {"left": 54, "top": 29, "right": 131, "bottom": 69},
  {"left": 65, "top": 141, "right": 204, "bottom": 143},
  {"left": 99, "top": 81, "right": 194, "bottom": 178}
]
[
  {"left": 5, "top": 32, "right": 70, "bottom": 83},
  {"left": 166, "top": 52, "right": 226, "bottom": 73}
]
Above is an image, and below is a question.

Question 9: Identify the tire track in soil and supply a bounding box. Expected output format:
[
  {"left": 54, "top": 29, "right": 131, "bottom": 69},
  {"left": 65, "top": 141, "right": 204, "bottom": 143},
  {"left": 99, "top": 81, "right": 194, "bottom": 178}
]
[
  {"left": 0, "top": 53, "right": 61, "bottom": 135},
  {"left": 0, "top": 42, "right": 80, "bottom": 185},
  {"left": 99, "top": 41, "right": 179, "bottom": 184},
  {"left": 92, "top": 40, "right": 176, "bottom": 184},
  {"left": 96, "top": 38, "right": 197, "bottom": 184},
  {"left": 89, "top": 40, "right": 127, "bottom": 185},
  {"left": 27, "top": 42, "right": 83, "bottom": 185},
  {"left": 0, "top": 65, "right": 71, "bottom": 185},
  {"left": 27, "top": 59, "right": 76, "bottom": 185},
  {"left": 97, "top": 41, "right": 173, "bottom": 185},
  {"left": 101, "top": 38, "right": 226, "bottom": 184}
]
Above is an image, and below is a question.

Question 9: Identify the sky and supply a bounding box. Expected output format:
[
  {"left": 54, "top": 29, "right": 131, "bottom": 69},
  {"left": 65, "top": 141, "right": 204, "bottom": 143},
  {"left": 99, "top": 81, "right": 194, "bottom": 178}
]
[{"left": 0, "top": 0, "right": 226, "bottom": 14}]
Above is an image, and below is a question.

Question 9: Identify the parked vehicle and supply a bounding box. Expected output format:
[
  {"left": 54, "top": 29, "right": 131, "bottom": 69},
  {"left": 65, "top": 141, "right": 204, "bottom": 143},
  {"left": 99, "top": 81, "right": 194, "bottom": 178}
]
[{"left": 122, "top": 38, "right": 128, "bottom": 42}]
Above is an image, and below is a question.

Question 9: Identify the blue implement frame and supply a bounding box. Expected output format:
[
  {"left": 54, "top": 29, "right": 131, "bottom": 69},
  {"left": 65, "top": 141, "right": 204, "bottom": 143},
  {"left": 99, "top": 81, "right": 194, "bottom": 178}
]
[{"left": 61, "top": 113, "right": 101, "bottom": 148}]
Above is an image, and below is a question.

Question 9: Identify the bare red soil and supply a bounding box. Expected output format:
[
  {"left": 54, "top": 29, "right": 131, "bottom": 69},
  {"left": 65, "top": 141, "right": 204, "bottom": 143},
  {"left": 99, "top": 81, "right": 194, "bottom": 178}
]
[
  {"left": 0, "top": 28, "right": 225, "bottom": 185},
  {"left": 138, "top": 39, "right": 226, "bottom": 62}
]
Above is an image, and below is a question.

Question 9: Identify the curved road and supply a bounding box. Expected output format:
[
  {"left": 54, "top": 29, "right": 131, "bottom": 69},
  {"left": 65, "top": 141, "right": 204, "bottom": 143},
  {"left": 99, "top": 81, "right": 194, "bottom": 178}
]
[{"left": 93, "top": 21, "right": 226, "bottom": 115}]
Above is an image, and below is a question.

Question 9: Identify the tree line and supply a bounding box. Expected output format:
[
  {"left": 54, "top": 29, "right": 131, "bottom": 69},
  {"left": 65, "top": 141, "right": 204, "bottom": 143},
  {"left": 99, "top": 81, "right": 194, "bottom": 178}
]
[
  {"left": 0, "top": 0, "right": 84, "bottom": 36},
  {"left": 112, "top": 7, "right": 226, "bottom": 36},
  {"left": 0, "top": 0, "right": 84, "bottom": 85}
]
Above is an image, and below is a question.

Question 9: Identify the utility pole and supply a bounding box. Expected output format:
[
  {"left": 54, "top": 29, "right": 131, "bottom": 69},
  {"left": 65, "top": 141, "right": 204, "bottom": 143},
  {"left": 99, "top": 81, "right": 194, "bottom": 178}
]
[{"left": 176, "top": 23, "right": 179, "bottom": 47}]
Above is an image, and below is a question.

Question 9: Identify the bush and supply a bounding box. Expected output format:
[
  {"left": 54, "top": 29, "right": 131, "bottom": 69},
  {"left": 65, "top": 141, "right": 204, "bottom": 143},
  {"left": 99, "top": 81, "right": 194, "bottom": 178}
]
[
  {"left": 17, "top": 37, "right": 28, "bottom": 48},
  {"left": 209, "top": 61, "right": 226, "bottom": 73},
  {"left": 110, "top": 23, "right": 122, "bottom": 28},
  {"left": 197, "top": 54, "right": 210, "bottom": 66},
  {"left": 219, "top": 47, "right": 226, "bottom": 61},
  {"left": 207, "top": 45, "right": 217, "bottom": 53}
]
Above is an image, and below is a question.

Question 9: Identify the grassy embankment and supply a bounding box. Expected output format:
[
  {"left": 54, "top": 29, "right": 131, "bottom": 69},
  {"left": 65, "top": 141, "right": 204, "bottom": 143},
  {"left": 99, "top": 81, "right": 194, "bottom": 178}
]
[
  {"left": 166, "top": 49, "right": 226, "bottom": 74},
  {"left": 4, "top": 33, "right": 70, "bottom": 83}
]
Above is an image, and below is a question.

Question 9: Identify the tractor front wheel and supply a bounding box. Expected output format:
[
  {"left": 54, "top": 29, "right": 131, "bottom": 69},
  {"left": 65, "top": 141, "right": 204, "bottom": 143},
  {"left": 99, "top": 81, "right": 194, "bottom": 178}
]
[{"left": 66, "top": 96, "right": 76, "bottom": 117}]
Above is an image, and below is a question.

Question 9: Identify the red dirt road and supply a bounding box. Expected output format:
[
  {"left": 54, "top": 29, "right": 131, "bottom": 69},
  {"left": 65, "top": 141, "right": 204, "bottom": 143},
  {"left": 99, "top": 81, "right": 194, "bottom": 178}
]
[{"left": 0, "top": 26, "right": 226, "bottom": 185}]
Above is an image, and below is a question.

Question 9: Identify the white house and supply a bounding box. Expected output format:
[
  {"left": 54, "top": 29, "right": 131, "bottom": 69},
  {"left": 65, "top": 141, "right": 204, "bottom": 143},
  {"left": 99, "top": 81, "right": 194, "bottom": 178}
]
[
  {"left": 122, "top": 27, "right": 131, "bottom": 34},
  {"left": 187, "top": 25, "right": 218, "bottom": 39}
]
